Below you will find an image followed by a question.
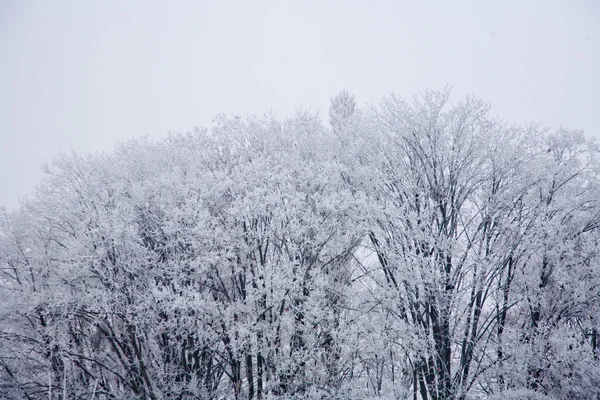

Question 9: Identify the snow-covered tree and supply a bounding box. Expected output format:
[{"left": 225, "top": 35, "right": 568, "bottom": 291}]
[{"left": 1, "top": 91, "right": 599, "bottom": 400}]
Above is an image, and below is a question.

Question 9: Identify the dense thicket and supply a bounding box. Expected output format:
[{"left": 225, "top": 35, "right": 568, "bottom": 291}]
[{"left": 1, "top": 90, "right": 599, "bottom": 400}]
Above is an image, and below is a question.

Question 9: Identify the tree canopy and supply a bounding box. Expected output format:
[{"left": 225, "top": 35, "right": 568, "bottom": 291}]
[{"left": 1, "top": 90, "right": 599, "bottom": 400}]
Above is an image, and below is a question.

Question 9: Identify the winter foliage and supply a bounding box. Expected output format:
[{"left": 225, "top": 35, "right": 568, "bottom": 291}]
[{"left": 1, "top": 90, "right": 599, "bottom": 399}]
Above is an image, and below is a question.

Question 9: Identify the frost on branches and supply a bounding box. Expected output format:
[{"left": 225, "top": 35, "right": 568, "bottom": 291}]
[{"left": 1, "top": 90, "right": 599, "bottom": 400}]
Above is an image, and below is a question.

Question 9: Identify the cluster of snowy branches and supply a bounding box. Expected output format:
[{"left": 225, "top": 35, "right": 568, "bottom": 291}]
[{"left": 1, "top": 90, "right": 599, "bottom": 400}]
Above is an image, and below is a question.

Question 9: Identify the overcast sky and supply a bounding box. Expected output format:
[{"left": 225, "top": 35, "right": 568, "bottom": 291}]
[{"left": 1, "top": 0, "right": 599, "bottom": 210}]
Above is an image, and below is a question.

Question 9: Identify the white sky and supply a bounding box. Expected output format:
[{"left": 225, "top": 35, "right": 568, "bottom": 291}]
[{"left": 1, "top": 0, "right": 599, "bottom": 210}]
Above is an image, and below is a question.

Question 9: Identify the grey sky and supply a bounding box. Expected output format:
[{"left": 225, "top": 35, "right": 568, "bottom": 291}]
[{"left": 1, "top": 0, "right": 599, "bottom": 210}]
